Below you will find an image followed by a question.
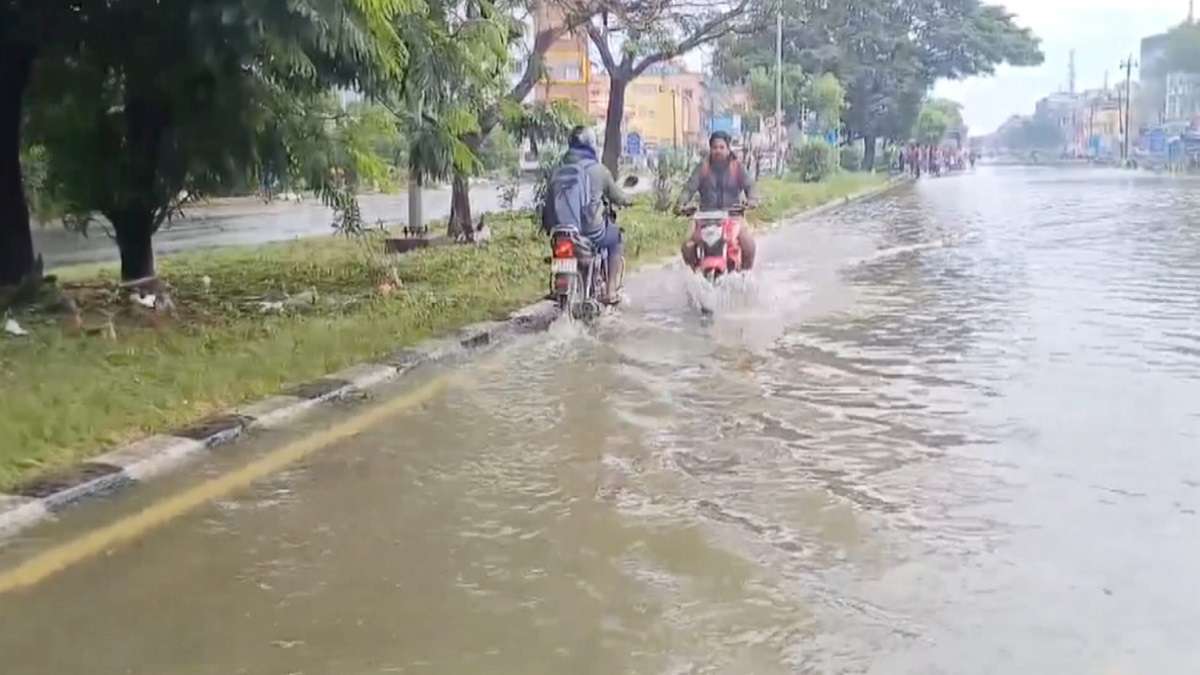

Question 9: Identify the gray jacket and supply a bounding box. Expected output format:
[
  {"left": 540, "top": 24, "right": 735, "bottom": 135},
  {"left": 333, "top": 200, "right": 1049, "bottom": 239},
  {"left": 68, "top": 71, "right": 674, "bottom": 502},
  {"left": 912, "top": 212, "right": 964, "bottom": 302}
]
[{"left": 562, "top": 148, "right": 632, "bottom": 238}]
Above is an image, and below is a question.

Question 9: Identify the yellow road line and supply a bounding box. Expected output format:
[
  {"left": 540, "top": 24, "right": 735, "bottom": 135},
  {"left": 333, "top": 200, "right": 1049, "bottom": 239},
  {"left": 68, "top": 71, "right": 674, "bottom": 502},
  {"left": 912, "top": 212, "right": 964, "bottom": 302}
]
[{"left": 0, "top": 375, "right": 453, "bottom": 595}]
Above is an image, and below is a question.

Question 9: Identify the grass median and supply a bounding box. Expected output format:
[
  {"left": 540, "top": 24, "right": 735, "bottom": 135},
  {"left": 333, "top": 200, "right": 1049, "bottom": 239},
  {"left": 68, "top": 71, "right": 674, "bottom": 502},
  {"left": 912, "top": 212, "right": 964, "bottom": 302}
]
[{"left": 0, "top": 173, "right": 886, "bottom": 489}]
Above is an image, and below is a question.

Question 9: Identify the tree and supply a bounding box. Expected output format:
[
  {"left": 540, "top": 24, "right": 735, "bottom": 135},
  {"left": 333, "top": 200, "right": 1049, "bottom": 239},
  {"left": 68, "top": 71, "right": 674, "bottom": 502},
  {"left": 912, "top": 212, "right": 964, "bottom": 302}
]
[
  {"left": 557, "top": 0, "right": 770, "bottom": 172},
  {"left": 445, "top": 1, "right": 580, "bottom": 240},
  {"left": 914, "top": 107, "right": 949, "bottom": 146},
  {"left": 748, "top": 64, "right": 807, "bottom": 122},
  {"left": 26, "top": 0, "right": 408, "bottom": 283},
  {"left": 804, "top": 73, "right": 846, "bottom": 133},
  {"left": 386, "top": 0, "right": 515, "bottom": 240},
  {"left": 714, "top": 0, "right": 1042, "bottom": 170},
  {"left": 914, "top": 98, "right": 964, "bottom": 146}
]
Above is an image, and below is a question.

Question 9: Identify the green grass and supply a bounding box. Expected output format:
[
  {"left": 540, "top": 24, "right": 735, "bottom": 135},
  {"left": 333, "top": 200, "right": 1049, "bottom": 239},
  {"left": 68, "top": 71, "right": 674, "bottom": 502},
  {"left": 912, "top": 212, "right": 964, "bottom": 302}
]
[{"left": 0, "top": 173, "right": 886, "bottom": 489}]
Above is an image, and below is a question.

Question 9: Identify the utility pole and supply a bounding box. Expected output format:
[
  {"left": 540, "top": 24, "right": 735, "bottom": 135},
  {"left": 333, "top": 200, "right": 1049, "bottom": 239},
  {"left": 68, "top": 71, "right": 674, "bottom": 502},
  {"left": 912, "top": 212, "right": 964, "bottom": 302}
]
[
  {"left": 1069, "top": 49, "right": 1076, "bottom": 95},
  {"left": 775, "top": 6, "right": 784, "bottom": 175},
  {"left": 672, "top": 88, "right": 679, "bottom": 149},
  {"left": 1120, "top": 55, "right": 1137, "bottom": 162}
]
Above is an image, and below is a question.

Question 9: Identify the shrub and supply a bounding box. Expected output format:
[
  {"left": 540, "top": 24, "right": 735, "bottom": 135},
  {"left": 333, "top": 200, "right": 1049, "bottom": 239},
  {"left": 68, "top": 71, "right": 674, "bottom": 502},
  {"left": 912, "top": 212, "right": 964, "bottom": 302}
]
[
  {"left": 791, "top": 140, "right": 837, "bottom": 183},
  {"left": 653, "top": 149, "right": 690, "bottom": 212}
]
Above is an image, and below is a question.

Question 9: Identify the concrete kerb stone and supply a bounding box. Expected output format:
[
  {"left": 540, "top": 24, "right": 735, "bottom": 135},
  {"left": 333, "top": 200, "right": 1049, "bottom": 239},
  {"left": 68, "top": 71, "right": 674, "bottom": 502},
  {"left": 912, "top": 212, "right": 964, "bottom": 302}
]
[
  {"left": 329, "top": 363, "right": 400, "bottom": 393},
  {"left": 236, "top": 395, "right": 319, "bottom": 431},
  {"left": 94, "top": 435, "right": 207, "bottom": 482},
  {"left": 0, "top": 181, "right": 908, "bottom": 541},
  {"left": 0, "top": 496, "right": 50, "bottom": 538}
]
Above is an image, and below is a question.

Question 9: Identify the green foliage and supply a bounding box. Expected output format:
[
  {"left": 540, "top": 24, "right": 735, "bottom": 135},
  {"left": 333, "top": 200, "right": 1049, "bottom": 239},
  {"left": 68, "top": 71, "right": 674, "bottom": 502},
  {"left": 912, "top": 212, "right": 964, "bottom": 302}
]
[
  {"left": 804, "top": 73, "right": 846, "bottom": 132},
  {"left": 22, "top": 0, "right": 415, "bottom": 250},
  {"left": 839, "top": 143, "right": 863, "bottom": 172},
  {"left": 531, "top": 144, "right": 566, "bottom": 230},
  {"left": 913, "top": 98, "right": 965, "bottom": 148},
  {"left": 653, "top": 149, "right": 691, "bottom": 212},
  {"left": 914, "top": 107, "right": 950, "bottom": 146},
  {"left": 501, "top": 99, "right": 587, "bottom": 157},
  {"left": 748, "top": 64, "right": 807, "bottom": 121},
  {"left": 714, "top": 0, "right": 1043, "bottom": 153},
  {"left": 18, "top": 145, "right": 63, "bottom": 224},
  {"left": 391, "top": 0, "right": 512, "bottom": 186},
  {"left": 791, "top": 140, "right": 838, "bottom": 182},
  {"left": 479, "top": 128, "right": 520, "bottom": 175}
]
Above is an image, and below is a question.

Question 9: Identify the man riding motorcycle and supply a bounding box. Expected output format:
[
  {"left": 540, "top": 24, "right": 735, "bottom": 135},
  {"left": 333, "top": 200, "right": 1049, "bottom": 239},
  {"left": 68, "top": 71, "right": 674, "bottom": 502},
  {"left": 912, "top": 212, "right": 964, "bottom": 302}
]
[
  {"left": 674, "top": 131, "right": 758, "bottom": 271},
  {"left": 552, "top": 126, "right": 633, "bottom": 304}
]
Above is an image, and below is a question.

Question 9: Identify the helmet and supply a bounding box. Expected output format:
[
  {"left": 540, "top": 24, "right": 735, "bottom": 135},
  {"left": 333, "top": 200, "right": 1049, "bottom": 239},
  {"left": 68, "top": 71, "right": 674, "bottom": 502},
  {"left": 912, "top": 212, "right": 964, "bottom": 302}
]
[{"left": 569, "top": 125, "right": 597, "bottom": 149}]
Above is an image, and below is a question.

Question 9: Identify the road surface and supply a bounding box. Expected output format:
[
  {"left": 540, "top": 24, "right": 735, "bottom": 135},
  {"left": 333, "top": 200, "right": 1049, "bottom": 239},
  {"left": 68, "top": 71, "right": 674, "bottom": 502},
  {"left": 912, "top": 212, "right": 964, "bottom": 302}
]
[{"left": 34, "top": 180, "right": 531, "bottom": 268}]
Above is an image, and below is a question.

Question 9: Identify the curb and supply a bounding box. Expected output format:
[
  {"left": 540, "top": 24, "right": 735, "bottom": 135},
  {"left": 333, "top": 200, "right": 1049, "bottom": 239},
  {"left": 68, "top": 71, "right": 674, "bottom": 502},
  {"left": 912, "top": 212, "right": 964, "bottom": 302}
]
[{"left": 0, "top": 180, "right": 904, "bottom": 540}]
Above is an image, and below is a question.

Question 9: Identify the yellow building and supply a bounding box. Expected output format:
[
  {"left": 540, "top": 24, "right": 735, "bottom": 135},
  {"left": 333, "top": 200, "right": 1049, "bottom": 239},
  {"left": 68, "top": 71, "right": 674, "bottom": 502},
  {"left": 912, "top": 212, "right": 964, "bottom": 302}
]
[
  {"left": 533, "top": 3, "right": 591, "bottom": 113},
  {"left": 532, "top": 3, "right": 708, "bottom": 154}
]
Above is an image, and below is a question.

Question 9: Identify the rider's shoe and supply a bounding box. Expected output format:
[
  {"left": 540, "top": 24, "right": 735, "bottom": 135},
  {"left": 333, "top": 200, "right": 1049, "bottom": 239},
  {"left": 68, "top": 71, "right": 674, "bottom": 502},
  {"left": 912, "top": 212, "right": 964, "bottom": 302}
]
[{"left": 601, "top": 289, "right": 625, "bottom": 306}]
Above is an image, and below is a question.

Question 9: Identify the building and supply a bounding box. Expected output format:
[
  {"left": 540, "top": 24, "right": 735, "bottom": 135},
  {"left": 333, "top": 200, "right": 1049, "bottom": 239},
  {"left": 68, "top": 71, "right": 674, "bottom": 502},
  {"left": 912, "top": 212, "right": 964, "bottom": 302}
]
[
  {"left": 1166, "top": 71, "right": 1200, "bottom": 122},
  {"left": 532, "top": 3, "right": 592, "bottom": 113},
  {"left": 1035, "top": 92, "right": 1087, "bottom": 155},
  {"left": 532, "top": 2, "right": 711, "bottom": 157},
  {"left": 1082, "top": 87, "right": 1124, "bottom": 158}
]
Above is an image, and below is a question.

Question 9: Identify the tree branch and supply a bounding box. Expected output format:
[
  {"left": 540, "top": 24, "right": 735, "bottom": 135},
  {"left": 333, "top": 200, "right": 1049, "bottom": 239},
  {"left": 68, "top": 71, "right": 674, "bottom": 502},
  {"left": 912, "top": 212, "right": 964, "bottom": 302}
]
[
  {"left": 629, "top": 0, "right": 756, "bottom": 78},
  {"left": 585, "top": 18, "right": 620, "bottom": 74}
]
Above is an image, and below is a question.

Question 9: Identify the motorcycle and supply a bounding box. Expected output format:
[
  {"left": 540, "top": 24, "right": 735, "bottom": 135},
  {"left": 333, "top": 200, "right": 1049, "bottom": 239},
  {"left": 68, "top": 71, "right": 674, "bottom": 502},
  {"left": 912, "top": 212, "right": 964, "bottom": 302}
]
[
  {"left": 549, "top": 225, "right": 609, "bottom": 322},
  {"left": 680, "top": 205, "right": 749, "bottom": 282},
  {"left": 548, "top": 176, "right": 638, "bottom": 322}
]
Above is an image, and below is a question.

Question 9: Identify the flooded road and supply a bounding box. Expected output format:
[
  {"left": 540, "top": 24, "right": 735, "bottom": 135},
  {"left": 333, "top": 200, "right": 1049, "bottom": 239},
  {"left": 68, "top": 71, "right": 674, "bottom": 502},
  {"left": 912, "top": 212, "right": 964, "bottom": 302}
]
[{"left": 3, "top": 167, "right": 1199, "bottom": 674}]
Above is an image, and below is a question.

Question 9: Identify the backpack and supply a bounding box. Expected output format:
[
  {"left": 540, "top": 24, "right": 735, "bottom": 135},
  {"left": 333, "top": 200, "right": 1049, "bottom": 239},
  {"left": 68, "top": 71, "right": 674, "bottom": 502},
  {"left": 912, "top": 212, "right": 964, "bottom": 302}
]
[{"left": 541, "top": 158, "right": 598, "bottom": 235}]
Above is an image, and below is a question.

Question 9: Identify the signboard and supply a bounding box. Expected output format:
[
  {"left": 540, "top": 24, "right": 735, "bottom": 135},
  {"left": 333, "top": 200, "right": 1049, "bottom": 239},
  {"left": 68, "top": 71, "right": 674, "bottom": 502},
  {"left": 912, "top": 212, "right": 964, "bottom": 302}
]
[
  {"left": 625, "top": 132, "right": 643, "bottom": 157},
  {"left": 710, "top": 115, "right": 742, "bottom": 135},
  {"left": 1147, "top": 128, "right": 1168, "bottom": 154}
]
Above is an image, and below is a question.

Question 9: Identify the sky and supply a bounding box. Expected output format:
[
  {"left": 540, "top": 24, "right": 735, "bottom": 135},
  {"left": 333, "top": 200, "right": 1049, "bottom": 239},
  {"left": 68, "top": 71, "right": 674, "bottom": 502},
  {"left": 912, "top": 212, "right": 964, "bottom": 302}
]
[{"left": 934, "top": 0, "right": 1189, "bottom": 134}]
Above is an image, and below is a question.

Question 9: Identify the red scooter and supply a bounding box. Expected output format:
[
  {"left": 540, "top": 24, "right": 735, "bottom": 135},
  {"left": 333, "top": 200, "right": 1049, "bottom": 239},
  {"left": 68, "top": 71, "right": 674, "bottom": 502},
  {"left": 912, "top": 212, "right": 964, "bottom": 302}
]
[{"left": 681, "top": 205, "right": 748, "bottom": 282}]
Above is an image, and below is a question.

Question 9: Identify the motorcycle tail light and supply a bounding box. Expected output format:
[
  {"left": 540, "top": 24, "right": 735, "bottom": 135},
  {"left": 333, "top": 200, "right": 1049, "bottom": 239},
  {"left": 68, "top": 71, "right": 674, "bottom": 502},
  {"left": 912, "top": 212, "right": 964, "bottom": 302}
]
[{"left": 553, "top": 238, "right": 575, "bottom": 259}]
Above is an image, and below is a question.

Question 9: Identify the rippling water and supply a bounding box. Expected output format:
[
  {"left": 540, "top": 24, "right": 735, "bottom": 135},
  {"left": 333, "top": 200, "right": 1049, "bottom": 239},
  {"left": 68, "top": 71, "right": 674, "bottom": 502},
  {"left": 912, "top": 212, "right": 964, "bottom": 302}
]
[{"left": 3, "top": 167, "right": 1199, "bottom": 674}]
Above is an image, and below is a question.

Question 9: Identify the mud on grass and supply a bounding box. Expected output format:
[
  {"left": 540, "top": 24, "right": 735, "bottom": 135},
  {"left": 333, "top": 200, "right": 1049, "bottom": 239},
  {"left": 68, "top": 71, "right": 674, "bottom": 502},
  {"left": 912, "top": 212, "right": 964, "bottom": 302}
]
[{"left": 0, "top": 174, "right": 884, "bottom": 489}]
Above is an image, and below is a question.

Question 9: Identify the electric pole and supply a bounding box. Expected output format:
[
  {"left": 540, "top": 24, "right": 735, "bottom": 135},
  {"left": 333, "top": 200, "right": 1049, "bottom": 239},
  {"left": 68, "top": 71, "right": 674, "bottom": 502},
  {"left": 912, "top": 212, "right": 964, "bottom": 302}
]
[
  {"left": 1120, "top": 55, "right": 1137, "bottom": 162},
  {"left": 1068, "top": 49, "right": 1076, "bottom": 95},
  {"left": 775, "top": 6, "right": 784, "bottom": 175}
]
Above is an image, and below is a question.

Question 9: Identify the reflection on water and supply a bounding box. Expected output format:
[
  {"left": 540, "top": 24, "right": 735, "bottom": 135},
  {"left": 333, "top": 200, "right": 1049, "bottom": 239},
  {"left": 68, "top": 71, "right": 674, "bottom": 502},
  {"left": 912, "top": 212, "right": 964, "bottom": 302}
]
[{"left": 2, "top": 167, "right": 1199, "bottom": 674}]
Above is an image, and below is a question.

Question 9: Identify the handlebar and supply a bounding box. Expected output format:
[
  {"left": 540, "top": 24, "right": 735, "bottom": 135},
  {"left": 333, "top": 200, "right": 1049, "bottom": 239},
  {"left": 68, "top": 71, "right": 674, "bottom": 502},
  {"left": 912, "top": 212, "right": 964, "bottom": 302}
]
[{"left": 676, "top": 204, "right": 755, "bottom": 218}]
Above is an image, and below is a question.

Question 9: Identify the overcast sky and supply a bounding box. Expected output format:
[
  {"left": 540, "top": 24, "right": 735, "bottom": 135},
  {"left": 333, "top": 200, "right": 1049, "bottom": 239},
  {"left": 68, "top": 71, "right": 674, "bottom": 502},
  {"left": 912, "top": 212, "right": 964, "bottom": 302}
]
[{"left": 934, "top": 0, "right": 1189, "bottom": 133}]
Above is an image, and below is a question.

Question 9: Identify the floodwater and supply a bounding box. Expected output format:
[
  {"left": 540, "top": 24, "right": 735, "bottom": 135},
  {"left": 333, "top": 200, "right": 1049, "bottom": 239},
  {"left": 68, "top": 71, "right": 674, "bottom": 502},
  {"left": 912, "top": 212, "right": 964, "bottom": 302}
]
[{"left": 2, "top": 167, "right": 1199, "bottom": 674}]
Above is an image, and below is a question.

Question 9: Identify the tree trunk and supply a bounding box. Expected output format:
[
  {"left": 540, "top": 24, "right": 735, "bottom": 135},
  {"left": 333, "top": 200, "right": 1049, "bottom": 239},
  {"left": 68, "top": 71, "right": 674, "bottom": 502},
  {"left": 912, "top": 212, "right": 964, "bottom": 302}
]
[
  {"left": 447, "top": 133, "right": 483, "bottom": 240},
  {"left": 0, "top": 45, "right": 36, "bottom": 287},
  {"left": 861, "top": 134, "right": 877, "bottom": 172},
  {"left": 110, "top": 92, "right": 168, "bottom": 282},
  {"left": 407, "top": 174, "right": 423, "bottom": 232},
  {"left": 110, "top": 210, "right": 157, "bottom": 282},
  {"left": 447, "top": 170, "right": 473, "bottom": 240},
  {"left": 601, "top": 77, "right": 629, "bottom": 174}
]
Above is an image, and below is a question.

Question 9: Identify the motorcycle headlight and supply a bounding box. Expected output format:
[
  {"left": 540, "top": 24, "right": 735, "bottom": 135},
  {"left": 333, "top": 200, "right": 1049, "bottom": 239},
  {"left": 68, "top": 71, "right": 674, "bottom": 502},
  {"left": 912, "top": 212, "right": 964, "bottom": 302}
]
[{"left": 700, "top": 224, "right": 723, "bottom": 247}]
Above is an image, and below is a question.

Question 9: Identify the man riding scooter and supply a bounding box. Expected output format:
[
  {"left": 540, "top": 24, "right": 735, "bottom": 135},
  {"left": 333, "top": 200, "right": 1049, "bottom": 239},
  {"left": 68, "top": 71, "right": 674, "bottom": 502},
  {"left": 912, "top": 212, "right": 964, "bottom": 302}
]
[{"left": 674, "top": 131, "right": 758, "bottom": 271}]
